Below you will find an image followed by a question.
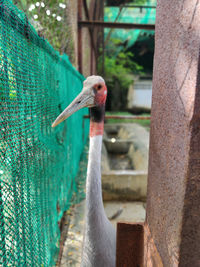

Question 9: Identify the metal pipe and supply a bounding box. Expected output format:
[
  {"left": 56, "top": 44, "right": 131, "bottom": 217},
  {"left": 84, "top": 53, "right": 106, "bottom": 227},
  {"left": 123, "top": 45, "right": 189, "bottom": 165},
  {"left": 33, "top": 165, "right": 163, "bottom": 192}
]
[
  {"left": 78, "top": 0, "right": 83, "bottom": 73},
  {"left": 78, "top": 20, "right": 155, "bottom": 30},
  {"left": 83, "top": 0, "right": 97, "bottom": 59},
  {"left": 84, "top": 115, "right": 151, "bottom": 120},
  {"left": 106, "top": 5, "right": 156, "bottom": 9}
]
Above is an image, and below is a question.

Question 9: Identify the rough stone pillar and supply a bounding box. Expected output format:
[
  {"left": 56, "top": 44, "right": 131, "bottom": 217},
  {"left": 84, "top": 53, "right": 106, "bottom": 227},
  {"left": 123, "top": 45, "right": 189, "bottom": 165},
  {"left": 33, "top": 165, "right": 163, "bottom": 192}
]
[{"left": 146, "top": 1, "right": 200, "bottom": 266}]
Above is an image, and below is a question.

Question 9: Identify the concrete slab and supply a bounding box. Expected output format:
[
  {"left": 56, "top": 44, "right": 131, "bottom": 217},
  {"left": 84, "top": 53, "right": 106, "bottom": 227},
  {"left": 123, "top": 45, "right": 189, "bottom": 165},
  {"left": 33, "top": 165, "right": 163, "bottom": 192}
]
[
  {"left": 102, "top": 170, "right": 147, "bottom": 201},
  {"left": 104, "top": 201, "right": 146, "bottom": 227}
]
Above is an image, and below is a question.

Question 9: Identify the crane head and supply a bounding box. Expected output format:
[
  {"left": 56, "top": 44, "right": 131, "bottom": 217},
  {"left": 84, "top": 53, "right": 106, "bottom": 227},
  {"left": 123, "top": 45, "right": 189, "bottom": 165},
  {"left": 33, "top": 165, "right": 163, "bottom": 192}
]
[{"left": 52, "top": 75, "right": 107, "bottom": 127}]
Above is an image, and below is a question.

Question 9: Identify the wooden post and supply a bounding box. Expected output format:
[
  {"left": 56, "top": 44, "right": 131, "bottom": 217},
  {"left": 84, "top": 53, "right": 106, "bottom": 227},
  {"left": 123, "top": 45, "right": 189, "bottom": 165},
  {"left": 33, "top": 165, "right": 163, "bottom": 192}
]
[{"left": 116, "top": 223, "right": 144, "bottom": 267}]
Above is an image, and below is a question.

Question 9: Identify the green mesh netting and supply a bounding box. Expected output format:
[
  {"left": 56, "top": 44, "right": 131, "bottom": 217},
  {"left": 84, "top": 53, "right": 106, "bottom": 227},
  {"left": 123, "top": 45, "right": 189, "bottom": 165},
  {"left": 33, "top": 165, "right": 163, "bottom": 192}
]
[
  {"left": 104, "top": 0, "right": 156, "bottom": 47},
  {"left": 0, "top": 0, "right": 89, "bottom": 266}
]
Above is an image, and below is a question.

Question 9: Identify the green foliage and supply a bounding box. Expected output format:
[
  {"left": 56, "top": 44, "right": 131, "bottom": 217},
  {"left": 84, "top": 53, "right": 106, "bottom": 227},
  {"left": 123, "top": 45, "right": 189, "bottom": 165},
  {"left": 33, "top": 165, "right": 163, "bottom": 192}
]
[
  {"left": 102, "top": 38, "right": 143, "bottom": 85},
  {"left": 131, "top": 0, "right": 147, "bottom": 4},
  {"left": 15, "top": 0, "right": 74, "bottom": 60},
  {"left": 99, "top": 38, "right": 143, "bottom": 110},
  {"left": 104, "top": 55, "right": 141, "bottom": 89}
]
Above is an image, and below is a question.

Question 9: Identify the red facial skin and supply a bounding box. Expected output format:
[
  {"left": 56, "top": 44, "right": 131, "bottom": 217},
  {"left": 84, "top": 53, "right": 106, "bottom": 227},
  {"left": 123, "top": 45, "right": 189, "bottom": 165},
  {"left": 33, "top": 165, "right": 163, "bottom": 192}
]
[
  {"left": 90, "top": 83, "right": 107, "bottom": 137},
  {"left": 93, "top": 83, "right": 107, "bottom": 106}
]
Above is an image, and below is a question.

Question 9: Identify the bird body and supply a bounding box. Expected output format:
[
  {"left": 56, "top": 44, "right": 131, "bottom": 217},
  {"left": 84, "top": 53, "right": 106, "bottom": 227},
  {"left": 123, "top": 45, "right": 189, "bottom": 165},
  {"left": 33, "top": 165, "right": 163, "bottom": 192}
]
[{"left": 52, "top": 76, "right": 116, "bottom": 267}]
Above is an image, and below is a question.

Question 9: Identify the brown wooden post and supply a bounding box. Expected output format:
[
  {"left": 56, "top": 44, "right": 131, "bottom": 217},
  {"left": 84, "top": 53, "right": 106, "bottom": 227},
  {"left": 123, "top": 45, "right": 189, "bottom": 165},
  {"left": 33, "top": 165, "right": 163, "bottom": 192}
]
[{"left": 116, "top": 223, "right": 144, "bottom": 267}]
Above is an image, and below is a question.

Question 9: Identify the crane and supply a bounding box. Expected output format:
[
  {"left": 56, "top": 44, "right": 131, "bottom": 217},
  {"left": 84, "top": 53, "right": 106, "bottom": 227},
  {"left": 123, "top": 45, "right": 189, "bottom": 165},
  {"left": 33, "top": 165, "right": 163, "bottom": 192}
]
[{"left": 52, "top": 76, "right": 116, "bottom": 267}]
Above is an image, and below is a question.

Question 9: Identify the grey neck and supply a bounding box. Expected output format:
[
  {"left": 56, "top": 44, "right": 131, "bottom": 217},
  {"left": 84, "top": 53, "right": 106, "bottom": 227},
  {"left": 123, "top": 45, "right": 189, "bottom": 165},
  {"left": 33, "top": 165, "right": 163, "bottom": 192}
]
[{"left": 85, "top": 135, "right": 107, "bottom": 225}]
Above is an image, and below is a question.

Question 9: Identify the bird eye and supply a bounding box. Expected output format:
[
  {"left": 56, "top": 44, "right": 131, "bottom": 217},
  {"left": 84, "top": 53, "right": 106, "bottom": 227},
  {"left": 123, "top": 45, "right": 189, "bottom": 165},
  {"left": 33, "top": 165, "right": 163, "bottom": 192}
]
[{"left": 97, "top": 85, "right": 102, "bottom": 90}]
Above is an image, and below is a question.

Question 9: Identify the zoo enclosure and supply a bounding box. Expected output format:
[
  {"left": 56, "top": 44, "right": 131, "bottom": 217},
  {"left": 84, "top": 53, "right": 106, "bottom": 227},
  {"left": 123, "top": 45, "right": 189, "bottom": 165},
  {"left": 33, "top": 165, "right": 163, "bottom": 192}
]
[{"left": 0, "top": 0, "right": 89, "bottom": 266}]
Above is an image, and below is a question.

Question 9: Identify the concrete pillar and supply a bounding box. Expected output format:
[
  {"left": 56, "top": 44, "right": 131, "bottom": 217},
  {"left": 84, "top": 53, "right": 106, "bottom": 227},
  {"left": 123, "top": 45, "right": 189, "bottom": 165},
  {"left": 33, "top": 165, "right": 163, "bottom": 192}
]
[{"left": 146, "top": 1, "right": 200, "bottom": 266}]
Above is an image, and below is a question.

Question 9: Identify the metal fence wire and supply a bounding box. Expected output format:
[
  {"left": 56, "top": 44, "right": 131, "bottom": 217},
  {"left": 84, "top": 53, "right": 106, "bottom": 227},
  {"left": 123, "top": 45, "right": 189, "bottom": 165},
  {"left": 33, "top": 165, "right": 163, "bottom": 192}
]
[{"left": 0, "top": 0, "right": 89, "bottom": 266}]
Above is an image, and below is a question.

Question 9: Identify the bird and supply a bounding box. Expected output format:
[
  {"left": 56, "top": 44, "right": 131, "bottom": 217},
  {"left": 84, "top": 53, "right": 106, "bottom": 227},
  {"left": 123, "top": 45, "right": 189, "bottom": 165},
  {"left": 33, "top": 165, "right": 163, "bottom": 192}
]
[{"left": 52, "top": 76, "right": 116, "bottom": 267}]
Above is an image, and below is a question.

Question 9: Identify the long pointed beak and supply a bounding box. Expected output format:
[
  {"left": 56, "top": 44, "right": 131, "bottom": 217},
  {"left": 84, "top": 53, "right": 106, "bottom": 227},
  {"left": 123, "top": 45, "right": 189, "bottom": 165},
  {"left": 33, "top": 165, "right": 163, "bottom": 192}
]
[{"left": 52, "top": 89, "right": 94, "bottom": 128}]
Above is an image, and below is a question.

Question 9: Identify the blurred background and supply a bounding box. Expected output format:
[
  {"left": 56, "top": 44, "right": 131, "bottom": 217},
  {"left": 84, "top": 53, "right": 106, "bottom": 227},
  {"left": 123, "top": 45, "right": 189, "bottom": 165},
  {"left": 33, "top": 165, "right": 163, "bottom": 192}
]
[{"left": 16, "top": 0, "right": 155, "bottom": 114}]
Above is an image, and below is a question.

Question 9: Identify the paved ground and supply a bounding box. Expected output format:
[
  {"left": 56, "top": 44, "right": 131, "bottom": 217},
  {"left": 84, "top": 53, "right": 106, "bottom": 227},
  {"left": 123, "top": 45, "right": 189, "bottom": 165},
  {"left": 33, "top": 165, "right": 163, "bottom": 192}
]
[
  {"left": 60, "top": 202, "right": 85, "bottom": 267},
  {"left": 104, "top": 201, "right": 146, "bottom": 226},
  {"left": 60, "top": 200, "right": 146, "bottom": 266}
]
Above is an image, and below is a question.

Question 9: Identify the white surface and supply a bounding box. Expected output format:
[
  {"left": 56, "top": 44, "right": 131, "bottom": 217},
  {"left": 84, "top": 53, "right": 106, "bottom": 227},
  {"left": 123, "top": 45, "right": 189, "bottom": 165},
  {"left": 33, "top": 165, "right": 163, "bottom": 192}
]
[{"left": 129, "top": 80, "right": 152, "bottom": 109}]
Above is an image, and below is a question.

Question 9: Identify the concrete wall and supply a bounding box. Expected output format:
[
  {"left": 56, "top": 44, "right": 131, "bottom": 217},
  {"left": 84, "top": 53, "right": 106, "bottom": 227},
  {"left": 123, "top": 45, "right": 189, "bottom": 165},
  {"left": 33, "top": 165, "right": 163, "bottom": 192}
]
[{"left": 146, "top": 1, "right": 200, "bottom": 266}]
